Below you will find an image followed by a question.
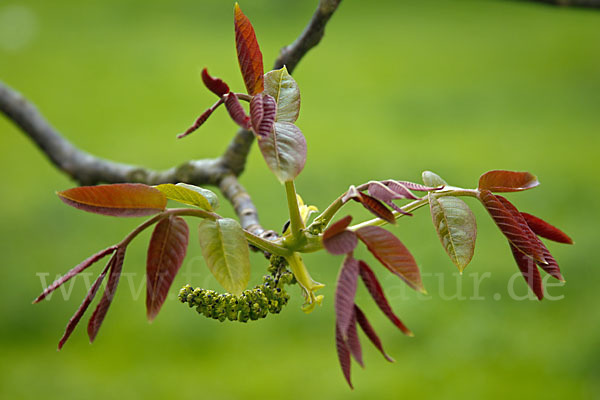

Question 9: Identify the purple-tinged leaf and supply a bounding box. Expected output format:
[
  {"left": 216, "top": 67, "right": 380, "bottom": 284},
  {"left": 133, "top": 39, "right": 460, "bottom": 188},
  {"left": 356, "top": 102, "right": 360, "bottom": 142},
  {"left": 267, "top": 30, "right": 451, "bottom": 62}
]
[
  {"left": 389, "top": 180, "right": 441, "bottom": 192},
  {"left": 368, "top": 181, "right": 414, "bottom": 216},
  {"left": 358, "top": 260, "right": 413, "bottom": 336},
  {"left": 224, "top": 93, "right": 251, "bottom": 130},
  {"left": 335, "top": 256, "right": 360, "bottom": 336},
  {"left": 33, "top": 245, "right": 117, "bottom": 303},
  {"left": 177, "top": 98, "right": 224, "bottom": 139},
  {"left": 323, "top": 230, "right": 358, "bottom": 255},
  {"left": 479, "top": 170, "right": 539, "bottom": 192},
  {"left": 146, "top": 216, "right": 189, "bottom": 321},
  {"left": 521, "top": 212, "right": 573, "bottom": 245},
  {"left": 479, "top": 190, "right": 546, "bottom": 264},
  {"left": 250, "top": 93, "right": 276, "bottom": 138},
  {"left": 346, "top": 310, "right": 363, "bottom": 367},
  {"left": 354, "top": 304, "right": 394, "bottom": 362},
  {"left": 201, "top": 68, "right": 230, "bottom": 97},
  {"left": 257, "top": 121, "right": 306, "bottom": 182},
  {"left": 323, "top": 216, "right": 353, "bottom": 239},
  {"left": 509, "top": 243, "right": 543, "bottom": 300},
  {"left": 87, "top": 248, "right": 125, "bottom": 343},
  {"left": 335, "top": 324, "right": 353, "bottom": 389},
  {"left": 58, "top": 184, "right": 167, "bottom": 217},
  {"left": 356, "top": 226, "right": 424, "bottom": 293},
  {"left": 343, "top": 186, "right": 396, "bottom": 224},
  {"left": 57, "top": 260, "right": 111, "bottom": 350},
  {"left": 234, "top": 4, "right": 264, "bottom": 95}
]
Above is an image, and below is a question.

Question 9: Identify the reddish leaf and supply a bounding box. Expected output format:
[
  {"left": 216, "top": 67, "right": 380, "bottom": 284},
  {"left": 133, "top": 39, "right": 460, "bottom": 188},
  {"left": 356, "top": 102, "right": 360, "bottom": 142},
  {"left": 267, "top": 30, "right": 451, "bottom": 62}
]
[
  {"left": 324, "top": 230, "right": 358, "bottom": 255},
  {"left": 388, "top": 180, "right": 441, "bottom": 192},
  {"left": 536, "top": 242, "right": 565, "bottom": 281},
  {"left": 177, "top": 98, "right": 224, "bottom": 139},
  {"left": 234, "top": 4, "right": 264, "bottom": 95},
  {"left": 347, "top": 310, "right": 364, "bottom": 367},
  {"left": 521, "top": 212, "right": 573, "bottom": 244},
  {"left": 335, "top": 324, "right": 353, "bottom": 389},
  {"left": 354, "top": 304, "right": 394, "bottom": 362},
  {"left": 224, "top": 93, "right": 251, "bottom": 130},
  {"left": 356, "top": 226, "right": 424, "bottom": 293},
  {"left": 368, "top": 181, "right": 414, "bottom": 216},
  {"left": 58, "top": 184, "right": 167, "bottom": 217},
  {"left": 146, "top": 216, "right": 189, "bottom": 321},
  {"left": 323, "top": 216, "right": 353, "bottom": 239},
  {"left": 343, "top": 186, "right": 396, "bottom": 224},
  {"left": 33, "top": 245, "right": 117, "bottom": 303},
  {"left": 87, "top": 248, "right": 125, "bottom": 342},
  {"left": 509, "top": 243, "right": 543, "bottom": 300},
  {"left": 58, "top": 260, "right": 111, "bottom": 350},
  {"left": 478, "top": 170, "right": 539, "bottom": 192},
  {"left": 358, "top": 260, "right": 413, "bottom": 336},
  {"left": 201, "top": 68, "right": 230, "bottom": 97},
  {"left": 250, "top": 93, "right": 276, "bottom": 138},
  {"left": 479, "top": 190, "right": 546, "bottom": 264},
  {"left": 335, "top": 256, "right": 360, "bottom": 336}
]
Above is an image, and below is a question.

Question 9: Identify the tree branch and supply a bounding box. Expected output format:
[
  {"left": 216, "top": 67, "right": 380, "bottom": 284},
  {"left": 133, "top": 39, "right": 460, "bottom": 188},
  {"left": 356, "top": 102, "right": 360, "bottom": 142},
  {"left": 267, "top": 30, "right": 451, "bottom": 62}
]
[{"left": 0, "top": 0, "right": 343, "bottom": 237}]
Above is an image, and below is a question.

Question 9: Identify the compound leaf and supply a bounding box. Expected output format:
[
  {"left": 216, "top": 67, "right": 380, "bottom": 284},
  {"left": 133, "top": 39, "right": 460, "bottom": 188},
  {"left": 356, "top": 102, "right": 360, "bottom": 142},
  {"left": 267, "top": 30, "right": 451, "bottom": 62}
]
[
  {"left": 58, "top": 184, "right": 166, "bottom": 217},
  {"left": 198, "top": 218, "right": 251, "bottom": 296},
  {"left": 429, "top": 194, "right": 477, "bottom": 272},
  {"left": 146, "top": 216, "right": 189, "bottom": 321}
]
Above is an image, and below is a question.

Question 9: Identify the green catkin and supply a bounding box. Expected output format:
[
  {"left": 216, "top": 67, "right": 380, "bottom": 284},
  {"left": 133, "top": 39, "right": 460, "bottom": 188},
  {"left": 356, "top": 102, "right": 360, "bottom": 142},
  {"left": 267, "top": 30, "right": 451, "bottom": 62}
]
[{"left": 178, "top": 268, "right": 294, "bottom": 323}]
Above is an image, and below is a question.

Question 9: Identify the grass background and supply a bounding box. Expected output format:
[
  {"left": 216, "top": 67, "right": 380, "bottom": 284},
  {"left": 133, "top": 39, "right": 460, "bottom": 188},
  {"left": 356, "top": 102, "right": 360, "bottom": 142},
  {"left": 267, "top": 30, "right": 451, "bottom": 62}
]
[{"left": 1, "top": 0, "right": 599, "bottom": 398}]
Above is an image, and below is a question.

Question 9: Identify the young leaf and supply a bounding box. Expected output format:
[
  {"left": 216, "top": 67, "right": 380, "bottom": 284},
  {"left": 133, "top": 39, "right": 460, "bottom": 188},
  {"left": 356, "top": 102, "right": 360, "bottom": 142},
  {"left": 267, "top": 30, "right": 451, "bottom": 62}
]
[
  {"left": 87, "top": 248, "right": 126, "bottom": 343},
  {"left": 146, "top": 216, "right": 189, "bottom": 321},
  {"left": 250, "top": 93, "right": 277, "bottom": 138},
  {"left": 521, "top": 212, "right": 573, "bottom": 244},
  {"left": 342, "top": 186, "right": 396, "bottom": 224},
  {"left": 234, "top": 4, "right": 264, "bottom": 95},
  {"left": 358, "top": 260, "right": 413, "bottom": 336},
  {"left": 335, "top": 324, "right": 353, "bottom": 389},
  {"left": 429, "top": 194, "right": 477, "bottom": 272},
  {"left": 509, "top": 243, "right": 543, "bottom": 300},
  {"left": 197, "top": 218, "right": 251, "bottom": 296},
  {"left": 354, "top": 304, "right": 394, "bottom": 362},
  {"left": 177, "top": 98, "right": 224, "bottom": 139},
  {"left": 201, "top": 68, "right": 230, "bottom": 97},
  {"left": 257, "top": 121, "right": 307, "bottom": 182},
  {"left": 33, "top": 245, "right": 117, "bottom": 303},
  {"left": 335, "top": 256, "right": 360, "bottom": 336},
  {"left": 58, "top": 184, "right": 167, "bottom": 217},
  {"left": 323, "top": 215, "right": 353, "bottom": 238},
  {"left": 537, "top": 242, "right": 565, "bottom": 281},
  {"left": 479, "top": 190, "right": 546, "bottom": 264},
  {"left": 356, "top": 226, "right": 424, "bottom": 293},
  {"left": 323, "top": 216, "right": 357, "bottom": 255},
  {"left": 368, "top": 181, "right": 415, "bottom": 216},
  {"left": 389, "top": 180, "right": 441, "bottom": 192},
  {"left": 478, "top": 170, "right": 539, "bottom": 192},
  {"left": 346, "top": 311, "right": 364, "bottom": 367},
  {"left": 154, "top": 183, "right": 219, "bottom": 211},
  {"left": 224, "top": 93, "right": 251, "bottom": 130},
  {"left": 264, "top": 66, "right": 300, "bottom": 123},
  {"left": 57, "top": 260, "right": 111, "bottom": 350},
  {"left": 422, "top": 170, "right": 448, "bottom": 187}
]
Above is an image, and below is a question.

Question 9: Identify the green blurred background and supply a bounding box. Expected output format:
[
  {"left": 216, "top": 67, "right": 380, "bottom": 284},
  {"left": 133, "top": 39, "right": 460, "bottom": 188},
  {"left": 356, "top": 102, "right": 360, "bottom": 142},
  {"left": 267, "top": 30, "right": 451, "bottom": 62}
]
[{"left": 1, "top": 0, "right": 599, "bottom": 398}]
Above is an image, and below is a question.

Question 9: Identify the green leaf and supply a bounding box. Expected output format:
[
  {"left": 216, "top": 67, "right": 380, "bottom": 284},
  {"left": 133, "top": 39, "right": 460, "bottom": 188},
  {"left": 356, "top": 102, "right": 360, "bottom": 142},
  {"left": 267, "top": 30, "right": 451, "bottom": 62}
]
[
  {"left": 154, "top": 183, "right": 219, "bottom": 211},
  {"left": 258, "top": 121, "right": 307, "bottom": 182},
  {"left": 429, "top": 194, "right": 477, "bottom": 272},
  {"left": 422, "top": 171, "right": 447, "bottom": 187},
  {"left": 197, "top": 218, "right": 251, "bottom": 296},
  {"left": 264, "top": 66, "right": 300, "bottom": 123}
]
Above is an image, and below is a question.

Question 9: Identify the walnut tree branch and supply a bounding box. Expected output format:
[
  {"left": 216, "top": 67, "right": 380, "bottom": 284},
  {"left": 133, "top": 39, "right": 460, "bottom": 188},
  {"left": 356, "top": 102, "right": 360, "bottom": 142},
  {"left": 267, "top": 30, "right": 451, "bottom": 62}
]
[{"left": 0, "top": 0, "right": 342, "bottom": 237}]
